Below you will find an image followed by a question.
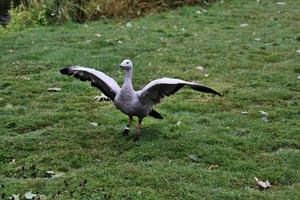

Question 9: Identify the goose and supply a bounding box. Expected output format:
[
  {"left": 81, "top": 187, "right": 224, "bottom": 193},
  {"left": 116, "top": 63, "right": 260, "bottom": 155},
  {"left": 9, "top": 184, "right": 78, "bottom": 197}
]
[{"left": 60, "top": 59, "right": 221, "bottom": 141}]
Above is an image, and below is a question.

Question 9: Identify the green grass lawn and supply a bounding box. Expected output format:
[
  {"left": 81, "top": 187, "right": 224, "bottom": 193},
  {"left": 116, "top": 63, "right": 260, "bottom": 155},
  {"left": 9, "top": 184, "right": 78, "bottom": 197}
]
[{"left": 0, "top": 0, "right": 299, "bottom": 199}]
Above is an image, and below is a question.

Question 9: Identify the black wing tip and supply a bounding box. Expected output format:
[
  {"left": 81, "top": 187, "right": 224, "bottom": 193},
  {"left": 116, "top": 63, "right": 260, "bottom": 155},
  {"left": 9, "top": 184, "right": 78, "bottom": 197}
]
[
  {"left": 208, "top": 89, "right": 223, "bottom": 97},
  {"left": 60, "top": 67, "right": 71, "bottom": 75},
  {"left": 213, "top": 90, "right": 223, "bottom": 97},
  {"left": 191, "top": 84, "right": 222, "bottom": 96}
]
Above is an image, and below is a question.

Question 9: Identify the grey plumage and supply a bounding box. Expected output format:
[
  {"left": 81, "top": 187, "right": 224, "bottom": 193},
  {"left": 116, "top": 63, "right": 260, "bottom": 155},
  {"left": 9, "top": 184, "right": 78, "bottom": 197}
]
[{"left": 60, "top": 59, "right": 221, "bottom": 140}]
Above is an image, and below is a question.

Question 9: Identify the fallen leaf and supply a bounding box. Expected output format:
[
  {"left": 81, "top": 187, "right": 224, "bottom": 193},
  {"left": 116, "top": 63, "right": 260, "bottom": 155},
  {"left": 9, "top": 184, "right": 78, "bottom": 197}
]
[
  {"left": 254, "top": 38, "right": 261, "bottom": 41},
  {"left": 95, "top": 33, "right": 102, "bottom": 37},
  {"left": 176, "top": 121, "right": 181, "bottom": 126},
  {"left": 196, "top": 66, "right": 204, "bottom": 71},
  {"left": 240, "top": 23, "right": 249, "bottom": 27},
  {"left": 297, "top": 75, "right": 300, "bottom": 80},
  {"left": 188, "top": 154, "right": 199, "bottom": 162},
  {"left": 296, "top": 49, "right": 300, "bottom": 53},
  {"left": 259, "top": 111, "right": 269, "bottom": 117},
  {"left": 204, "top": 74, "right": 209, "bottom": 78},
  {"left": 11, "top": 159, "right": 16, "bottom": 164},
  {"left": 208, "top": 164, "right": 219, "bottom": 170},
  {"left": 5, "top": 103, "right": 13, "bottom": 108},
  {"left": 52, "top": 172, "right": 65, "bottom": 178},
  {"left": 94, "top": 94, "right": 110, "bottom": 101},
  {"left": 90, "top": 122, "right": 98, "bottom": 127},
  {"left": 276, "top": 2, "right": 286, "bottom": 5},
  {"left": 126, "top": 22, "right": 133, "bottom": 28},
  {"left": 241, "top": 111, "right": 249, "bottom": 114},
  {"left": 17, "top": 76, "right": 30, "bottom": 80},
  {"left": 46, "top": 170, "right": 65, "bottom": 178},
  {"left": 47, "top": 87, "right": 62, "bottom": 92},
  {"left": 196, "top": 10, "right": 202, "bottom": 15},
  {"left": 38, "top": 195, "right": 47, "bottom": 200},
  {"left": 24, "top": 191, "right": 37, "bottom": 200},
  {"left": 46, "top": 170, "right": 55, "bottom": 176},
  {"left": 261, "top": 117, "right": 269, "bottom": 122},
  {"left": 9, "top": 194, "right": 20, "bottom": 200},
  {"left": 254, "top": 177, "right": 271, "bottom": 189}
]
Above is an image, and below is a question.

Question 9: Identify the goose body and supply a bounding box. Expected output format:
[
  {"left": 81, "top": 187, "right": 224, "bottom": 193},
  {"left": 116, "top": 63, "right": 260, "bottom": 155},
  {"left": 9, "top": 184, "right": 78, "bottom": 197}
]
[
  {"left": 114, "top": 84, "right": 151, "bottom": 118},
  {"left": 60, "top": 59, "right": 221, "bottom": 140}
]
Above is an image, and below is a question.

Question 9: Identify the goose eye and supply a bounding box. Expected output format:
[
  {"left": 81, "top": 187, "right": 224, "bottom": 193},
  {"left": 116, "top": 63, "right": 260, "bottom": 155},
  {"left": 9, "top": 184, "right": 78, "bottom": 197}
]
[{"left": 126, "top": 62, "right": 129, "bottom": 64}]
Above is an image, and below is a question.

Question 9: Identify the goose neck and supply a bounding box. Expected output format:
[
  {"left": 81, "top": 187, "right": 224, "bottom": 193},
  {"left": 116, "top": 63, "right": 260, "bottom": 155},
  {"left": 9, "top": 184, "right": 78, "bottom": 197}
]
[{"left": 123, "top": 69, "right": 133, "bottom": 89}]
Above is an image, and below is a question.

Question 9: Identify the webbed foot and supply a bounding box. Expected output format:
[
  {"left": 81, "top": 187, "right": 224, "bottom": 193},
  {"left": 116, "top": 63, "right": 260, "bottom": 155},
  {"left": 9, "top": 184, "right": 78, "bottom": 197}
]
[
  {"left": 133, "top": 135, "right": 140, "bottom": 142},
  {"left": 123, "top": 127, "right": 130, "bottom": 136}
]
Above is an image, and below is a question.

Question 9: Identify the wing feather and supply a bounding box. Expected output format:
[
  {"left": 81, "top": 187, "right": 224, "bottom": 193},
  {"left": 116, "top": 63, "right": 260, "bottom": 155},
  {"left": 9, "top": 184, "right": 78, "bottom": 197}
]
[
  {"left": 137, "top": 78, "right": 221, "bottom": 106},
  {"left": 60, "top": 66, "right": 120, "bottom": 100}
]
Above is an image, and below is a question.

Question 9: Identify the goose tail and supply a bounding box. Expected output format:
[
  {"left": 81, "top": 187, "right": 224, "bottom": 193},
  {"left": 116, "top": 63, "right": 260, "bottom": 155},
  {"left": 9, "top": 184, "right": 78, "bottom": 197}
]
[{"left": 149, "top": 109, "right": 163, "bottom": 119}]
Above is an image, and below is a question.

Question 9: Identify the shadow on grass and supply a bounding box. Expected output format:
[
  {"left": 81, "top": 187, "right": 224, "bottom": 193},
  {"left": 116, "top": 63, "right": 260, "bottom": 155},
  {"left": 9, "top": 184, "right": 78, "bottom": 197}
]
[{"left": 110, "top": 125, "right": 162, "bottom": 145}]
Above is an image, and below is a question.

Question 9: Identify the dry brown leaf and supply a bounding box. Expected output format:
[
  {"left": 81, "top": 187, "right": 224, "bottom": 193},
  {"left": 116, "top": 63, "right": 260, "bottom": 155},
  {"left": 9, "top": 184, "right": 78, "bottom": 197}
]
[
  {"left": 254, "top": 177, "right": 271, "bottom": 189},
  {"left": 208, "top": 164, "right": 219, "bottom": 170}
]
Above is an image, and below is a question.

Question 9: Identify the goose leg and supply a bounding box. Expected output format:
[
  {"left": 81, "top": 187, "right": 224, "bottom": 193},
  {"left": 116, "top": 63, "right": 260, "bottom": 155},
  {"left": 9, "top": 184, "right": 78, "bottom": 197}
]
[
  {"left": 134, "top": 118, "right": 143, "bottom": 141},
  {"left": 123, "top": 116, "right": 133, "bottom": 136}
]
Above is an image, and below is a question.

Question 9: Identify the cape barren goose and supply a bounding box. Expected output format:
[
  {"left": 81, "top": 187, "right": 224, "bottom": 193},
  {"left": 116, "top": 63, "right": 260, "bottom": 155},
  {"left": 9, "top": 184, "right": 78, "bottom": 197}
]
[{"left": 60, "top": 59, "right": 221, "bottom": 141}]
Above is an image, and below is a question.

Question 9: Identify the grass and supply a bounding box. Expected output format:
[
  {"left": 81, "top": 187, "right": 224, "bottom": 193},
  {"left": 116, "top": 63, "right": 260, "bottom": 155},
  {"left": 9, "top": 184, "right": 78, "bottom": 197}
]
[{"left": 0, "top": 0, "right": 299, "bottom": 199}]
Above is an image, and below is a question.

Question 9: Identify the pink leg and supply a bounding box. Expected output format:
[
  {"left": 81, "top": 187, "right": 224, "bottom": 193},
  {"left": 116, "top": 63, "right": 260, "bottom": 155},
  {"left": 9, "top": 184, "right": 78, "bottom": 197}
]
[{"left": 134, "top": 118, "right": 143, "bottom": 141}]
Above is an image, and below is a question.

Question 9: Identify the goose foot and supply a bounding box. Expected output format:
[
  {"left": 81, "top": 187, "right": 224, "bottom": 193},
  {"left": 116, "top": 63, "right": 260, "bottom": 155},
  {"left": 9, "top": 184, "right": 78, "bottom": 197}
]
[
  {"left": 123, "top": 127, "right": 130, "bottom": 136},
  {"left": 123, "top": 116, "right": 133, "bottom": 136},
  {"left": 134, "top": 135, "right": 140, "bottom": 142}
]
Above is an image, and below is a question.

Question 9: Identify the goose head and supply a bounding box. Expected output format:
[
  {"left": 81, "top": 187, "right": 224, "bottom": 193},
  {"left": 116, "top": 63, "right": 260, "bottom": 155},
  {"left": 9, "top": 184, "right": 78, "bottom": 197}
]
[{"left": 120, "top": 59, "right": 133, "bottom": 70}]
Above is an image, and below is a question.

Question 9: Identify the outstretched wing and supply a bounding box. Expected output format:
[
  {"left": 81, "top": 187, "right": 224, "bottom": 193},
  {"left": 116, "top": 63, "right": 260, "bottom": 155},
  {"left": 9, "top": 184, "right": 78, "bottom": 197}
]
[
  {"left": 60, "top": 66, "right": 120, "bottom": 100},
  {"left": 137, "top": 77, "right": 221, "bottom": 106}
]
